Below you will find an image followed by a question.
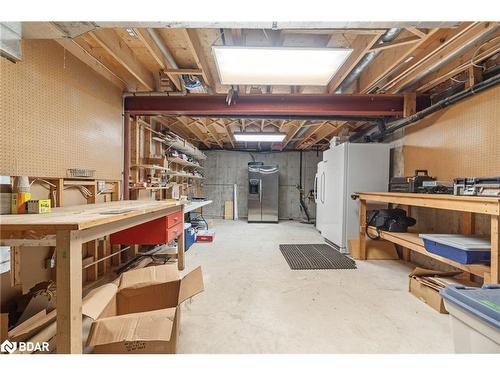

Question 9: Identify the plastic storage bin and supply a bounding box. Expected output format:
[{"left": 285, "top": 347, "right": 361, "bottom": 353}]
[
  {"left": 441, "top": 285, "right": 500, "bottom": 353},
  {"left": 419, "top": 234, "right": 491, "bottom": 264},
  {"left": 184, "top": 223, "right": 196, "bottom": 251}
]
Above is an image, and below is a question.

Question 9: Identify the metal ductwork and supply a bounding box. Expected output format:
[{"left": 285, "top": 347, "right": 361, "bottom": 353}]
[
  {"left": 336, "top": 28, "right": 402, "bottom": 93},
  {"left": 146, "top": 28, "right": 188, "bottom": 94}
]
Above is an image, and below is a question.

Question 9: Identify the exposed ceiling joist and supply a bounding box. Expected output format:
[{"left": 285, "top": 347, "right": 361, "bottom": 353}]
[
  {"left": 406, "top": 28, "right": 428, "bottom": 38},
  {"left": 282, "top": 120, "right": 307, "bottom": 149},
  {"left": 357, "top": 28, "right": 443, "bottom": 93},
  {"left": 89, "top": 29, "right": 155, "bottom": 91},
  {"left": 181, "top": 29, "right": 214, "bottom": 90},
  {"left": 218, "top": 119, "right": 235, "bottom": 148},
  {"left": 327, "top": 32, "right": 384, "bottom": 93},
  {"left": 133, "top": 28, "right": 182, "bottom": 90},
  {"left": 178, "top": 116, "right": 212, "bottom": 148},
  {"left": 206, "top": 119, "right": 225, "bottom": 148},
  {"left": 54, "top": 37, "right": 127, "bottom": 90},
  {"left": 381, "top": 22, "right": 498, "bottom": 92},
  {"left": 295, "top": 121, "right": 331, "bottom": 149},
  {"left": 369, "top": 36, "right": 421, "bottom": 52}
]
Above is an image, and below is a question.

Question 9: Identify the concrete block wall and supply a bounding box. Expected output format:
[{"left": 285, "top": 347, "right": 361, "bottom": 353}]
[{"left": 201, "top": 150, "right": 322, "bottom": 220}]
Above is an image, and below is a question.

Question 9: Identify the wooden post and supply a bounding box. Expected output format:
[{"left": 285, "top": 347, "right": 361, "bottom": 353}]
[
  {"left": 402, "top": 205, "right": 412, "bottom": 261},
  {"left": 177, "top": 208, "right": 185, "bottom": 270},
  {"left": 403, "top": 93, "right": 417, "bottom": 117},
  {"left": 462, "top": 212, "right": 475, "bottom": 235},
  {"left": 491, "top": 215, "right": 499, "bottom": 284},
  {"left": 467, "top": 66, "right": 483, "bottom": 89},
  {"left": 56, "top": 230, "right": 83, "bottom": 354},
  {"left": 359, "top": 199, "right": 367, "bottom": 260}
]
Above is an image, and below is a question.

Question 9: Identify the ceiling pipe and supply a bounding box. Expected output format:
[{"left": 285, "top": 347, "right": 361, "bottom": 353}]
[
  {"left": 336, "top": 28, "right": 402, "bottom": 93},
  {"left": 395, "top": 25, "right": 500, "bottom": 92},
  {"left": 351, "top": 73, "right": 500, "bottom": 142},
  {"left": 146, "top": 28, "right": 187, "bottom": 95}
]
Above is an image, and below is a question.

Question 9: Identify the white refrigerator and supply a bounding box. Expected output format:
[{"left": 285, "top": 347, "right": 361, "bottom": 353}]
[{"left": 315, "top": 143, "right": 389, "bottom": 253}]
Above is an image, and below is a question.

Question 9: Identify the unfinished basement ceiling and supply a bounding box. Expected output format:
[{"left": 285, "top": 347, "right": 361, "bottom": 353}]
[{"left": 20, "top": 21, "right": 500, "bottom": 150}]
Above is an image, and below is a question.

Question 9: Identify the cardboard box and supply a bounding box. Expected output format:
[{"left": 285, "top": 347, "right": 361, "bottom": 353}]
[
  {"left": 86, "top": 264, "right": 204, "bottom": 354},
  {"left": 408, "top": 268, "right": 473, "bottom": 314}
]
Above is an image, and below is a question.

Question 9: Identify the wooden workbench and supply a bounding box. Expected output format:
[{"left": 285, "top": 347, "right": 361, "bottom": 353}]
[
  {"left": 355, "top": 192, "right": 500, "bottom": 284},
  {"left": 0, "top": 200, "right": 185, "bottom": 354}
]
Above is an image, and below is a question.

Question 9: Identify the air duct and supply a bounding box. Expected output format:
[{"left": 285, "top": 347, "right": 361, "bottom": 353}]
[
  {"left": 146, "top": 28, "right": 187, "bottom": 94},
  {"left": 336, "top": 28, "right": 402, "bottom": 93}
]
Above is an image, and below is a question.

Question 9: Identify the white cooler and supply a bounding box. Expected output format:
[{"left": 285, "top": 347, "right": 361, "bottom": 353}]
[{"left": 441, "top": 285, "right": 500, "bottom": 353}]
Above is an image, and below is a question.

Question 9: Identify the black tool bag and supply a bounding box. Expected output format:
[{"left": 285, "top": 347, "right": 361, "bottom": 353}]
[{"left": 366, "top": 209, "right": 416, "bottom": 240}]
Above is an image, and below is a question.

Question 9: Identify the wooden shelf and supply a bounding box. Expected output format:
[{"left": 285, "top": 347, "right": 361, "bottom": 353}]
[
  {"left": 130, "top": 186, "right": 170, "bottom": 190},
  {"left": 167, "top": 157, "right": 203, "bottom": 169},
  {"left": 367, "top": 227, "right": 491, "bottom": 278},
  {"left": 131, "top": 164, "right": 170, "bottom": 172},
  {"left": 169, "top": 173, "right": 204, "bottom": 179}
]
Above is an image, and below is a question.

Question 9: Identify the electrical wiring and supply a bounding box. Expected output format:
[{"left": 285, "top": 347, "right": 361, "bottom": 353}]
[{"left": 470, "top": 35, "right": 500, "bottom": 69}]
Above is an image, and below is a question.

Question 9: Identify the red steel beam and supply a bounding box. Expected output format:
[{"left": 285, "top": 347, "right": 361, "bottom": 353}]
[{"left": 124, "top": 94, "right": 406, "bottom": 118}]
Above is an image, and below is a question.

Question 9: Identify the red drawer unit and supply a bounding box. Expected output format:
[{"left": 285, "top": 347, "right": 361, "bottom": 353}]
[{"left": 110, "top": 212, "right": 183, "bottom": 245}]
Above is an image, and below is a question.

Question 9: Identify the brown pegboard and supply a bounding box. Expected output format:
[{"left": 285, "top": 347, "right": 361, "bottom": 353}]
[
  {"left": 0, "top": 40, "right": 123, "bottom": 179},
  {"left": 403, "top": 85, "right": 500, "bottom": 180}
]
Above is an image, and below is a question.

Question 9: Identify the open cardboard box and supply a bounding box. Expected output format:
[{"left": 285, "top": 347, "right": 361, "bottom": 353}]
[
  {"left": 86, "top": 264, "right": 204, "bottom": 354},
  {"left": 408, "top": 267, "right": 475, "bottom": 314},
  {"left": 7, "top": 263, "right": 203, "bottom": 354}
]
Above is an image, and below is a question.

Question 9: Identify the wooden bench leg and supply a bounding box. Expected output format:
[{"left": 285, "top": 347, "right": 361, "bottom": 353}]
[
  {"left": 359, "top": 199, "right": 367, "bottom": 260},
  {"left": 56, "top": 230, "right": 83, "bottom": 354},
  {"left": 491, "top": 216, "right": 499, "bottom": 284}
]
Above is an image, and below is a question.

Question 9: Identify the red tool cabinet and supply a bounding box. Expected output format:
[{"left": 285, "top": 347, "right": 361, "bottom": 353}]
[{"left": 110, "top": 210, "right": 183, "bottom": 245}]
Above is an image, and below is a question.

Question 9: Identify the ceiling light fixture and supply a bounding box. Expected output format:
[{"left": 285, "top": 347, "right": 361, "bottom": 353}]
[
  {"left": 233, "top": 132, "right": 287, "bottom": 143},
  {"left": 212, "top": 46, "right": 352, "bottom": 86}
]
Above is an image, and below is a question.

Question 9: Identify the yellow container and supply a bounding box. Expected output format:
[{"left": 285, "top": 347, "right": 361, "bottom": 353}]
[
  {"left": 26, "top": 199, "right": 52, "bottom": 214},
  {"left": 11, "top": 192, "right": 31, "bottom": 214}
]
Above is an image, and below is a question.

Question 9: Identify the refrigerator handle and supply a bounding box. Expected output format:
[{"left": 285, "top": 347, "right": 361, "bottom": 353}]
[
  {"left": 259, "top": 179, "right": 262, "bottom": 202},
  {"left": 314, "top": 175, "right": 318, "bottom": 202},
  {"left": 321, "top": 172, "right": 325, "bottom": 203}
]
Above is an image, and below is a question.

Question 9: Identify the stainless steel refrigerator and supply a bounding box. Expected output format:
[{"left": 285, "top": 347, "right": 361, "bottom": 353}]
[{"left": 247, "top": 163, "right": 279, "bottom": 223}]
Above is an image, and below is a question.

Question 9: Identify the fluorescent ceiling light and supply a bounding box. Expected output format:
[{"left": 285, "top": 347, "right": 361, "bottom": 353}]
[
  {"left": 213, "top": 46, "right": 352, "bottom": 86},
  {"left": 234, "top": 132, "right": 286, "bottom": 142}
]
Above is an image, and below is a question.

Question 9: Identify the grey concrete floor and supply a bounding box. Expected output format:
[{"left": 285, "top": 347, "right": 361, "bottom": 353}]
[{"left": 179, "top": 219, "right": 454, "bottom": 353}]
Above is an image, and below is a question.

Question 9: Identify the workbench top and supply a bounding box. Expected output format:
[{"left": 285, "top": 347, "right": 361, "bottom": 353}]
[{"left": 0, "top": 200, "right": 185, "bottom": 231}]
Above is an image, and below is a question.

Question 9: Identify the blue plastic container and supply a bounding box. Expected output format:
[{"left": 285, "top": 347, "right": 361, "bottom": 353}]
[
  {"left": 420, "top": 234, "right": 491, "bottom": 264},
  {"left": 184, "top": 225, "right": 196, "bottom": 252}
]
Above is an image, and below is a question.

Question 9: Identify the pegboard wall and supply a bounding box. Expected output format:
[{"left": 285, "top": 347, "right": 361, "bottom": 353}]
[
  {"left": 403, "top": 85, "right": 500, "bottom": 180},
  {"left": 0, "top": 40, "right": 123, "bottom": 179}
]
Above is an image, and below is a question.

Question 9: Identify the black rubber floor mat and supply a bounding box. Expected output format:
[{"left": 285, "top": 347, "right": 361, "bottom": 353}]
[{"left": 279, "top": 244, "right": 357, "bottom": 270}]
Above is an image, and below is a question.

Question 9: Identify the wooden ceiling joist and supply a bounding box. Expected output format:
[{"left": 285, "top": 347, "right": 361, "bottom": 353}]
[
  {"left": 327, "top": 32, "right": 384, "bottom": 93},
  {"left": 89, "top": 29, "right": 155, "bottom": 91},
  {"left": 177, "top": 116, "right": 212, "bottom": 149},
  {"left": 282, "top": 120, "right": 307, "bottom": 149},
  {"left": 181, "top": 29, "right": 214, "bottom": 90},
  {"left": 134, "top": 28, "right": 182, "bottom": 90},
  {"left": 381, "top": 22, "right": 497, "bottom": 93},
  {"left": 369, "top": 36, "right": 421, "bottom": 52}
]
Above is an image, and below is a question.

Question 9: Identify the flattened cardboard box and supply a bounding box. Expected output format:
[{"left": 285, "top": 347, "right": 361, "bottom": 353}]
[
  {"left": 408, "top": 268, "right": 463, "bottom": 314},
  {"left": 86, "top": 264, "right": 204, "bottom": 354}
]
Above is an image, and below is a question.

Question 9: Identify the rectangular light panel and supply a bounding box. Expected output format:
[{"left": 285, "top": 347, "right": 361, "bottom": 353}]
[
  {"left": 213, "top": 46, "right": 352, "bottom": 86},
  {"left": 233, "top": 132, "right": 287, "bottom": 142}
]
